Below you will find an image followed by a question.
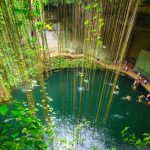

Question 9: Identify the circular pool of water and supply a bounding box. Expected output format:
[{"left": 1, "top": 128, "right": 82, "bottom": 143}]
[{"left": 14, "top": 69, "right": 150, "bottom": 149}]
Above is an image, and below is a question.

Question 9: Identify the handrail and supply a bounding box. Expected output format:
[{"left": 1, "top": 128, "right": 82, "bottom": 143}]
[{"left": 49, "top": 51, "right": 150, "bottom": 93}]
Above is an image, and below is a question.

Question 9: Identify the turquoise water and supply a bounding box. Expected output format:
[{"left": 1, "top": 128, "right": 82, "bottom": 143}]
[{"left": 14, "top": 69, "right": 150, "bottom": 149}]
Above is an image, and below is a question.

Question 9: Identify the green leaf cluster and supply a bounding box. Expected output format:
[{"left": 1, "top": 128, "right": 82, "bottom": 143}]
[
  {"left": 121, "top": 127, "right": 150, "bottom": 148},
  {"left": 0, "top": 101, "right": 54, "bottom": 150}
]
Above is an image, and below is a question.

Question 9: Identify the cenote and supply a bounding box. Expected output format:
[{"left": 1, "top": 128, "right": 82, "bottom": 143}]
[
  {"left": 1, "top": 0, "right": 150, "bottom": 149},
  {"left": 13, "top": 69, "right": 150, "bottom": 149}
]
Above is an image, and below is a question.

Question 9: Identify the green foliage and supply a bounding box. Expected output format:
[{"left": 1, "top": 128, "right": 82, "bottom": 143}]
[
  {"left": 0, "top": 0, "right": 55, "bottom": 148},
  {"left": 51, "top": 56, "right": 100, "bottom": 70},
  {"left": 84, "top": 1, "right": 100, "bottom": 11},
  {"left": 83, "top": 1, "right": 104, "bottom": 49},
  {"left": 0, "top": 105, "right": 8, "bottom": 116},
  {"left": 47, "top": 0, "right": 79, "bottom": 6},
  {"left": 84, "top": 19, "right": 89, "bottom": 25},
  {"left": 51, "top": 57, "right": 82, "bottom": 69},
  {"left": 46, "top": 24, "right": 53, "bottom": 30},
  {"left": 0, "top": 0, "right": 51, "bottom": 90},
  {"left": 0, "top": 10, "right": 4, "bottom": 31},
  {"left": 35, "top": 21, "right": 53, "bottom": 32},
  {"left": 84, "top": 0, "right": 102, "bottom": 13},
  {"left": 121, "top": 127, "right": 150, "bottom": 148},
  {"left": 0, "top": 101, "right": 54, "bottom": 150}
]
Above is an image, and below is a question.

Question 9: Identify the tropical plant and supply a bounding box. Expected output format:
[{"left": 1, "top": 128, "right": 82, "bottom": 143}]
[
  {"left": 121, "top": 127, "right": 150, "bottom": 149},
  {"left": 0, "top": 100, "right": 54, "bottom": 150},
  {"left": 47, "top": 0, "right": 79, "bottom": 6}
]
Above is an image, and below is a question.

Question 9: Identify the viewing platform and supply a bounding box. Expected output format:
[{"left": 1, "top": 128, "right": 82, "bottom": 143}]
[{"left": 49, "top": 51, "right": 150, "bottom": 93}]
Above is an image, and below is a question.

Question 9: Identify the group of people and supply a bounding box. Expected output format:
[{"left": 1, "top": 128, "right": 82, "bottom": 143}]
[
  {"left": 112, "top": 59, "right": 134, "bottom": 71},
  {"left": 121, "top": 94, "right": 150, "bottom": 105},
  {"left": 121, "top": 60, "right": 148, "bottom": 88},
  {"left": 111, "top": 59, "right": 150, "bottom": 106},
  {"left": 137, "top": 94, "right": 150, "bottom": 105},
  {"left": 133, "top": 73, "right": 148, "bottom": 88},
  {"left": 112, "top": 83, "right": 150, "bottom": 106},
  {"left": 112, "top": 59, "right": 149, "bottom": 88},
  {"left": 122, "top": 60, "right": 134, "bottom": 71}
]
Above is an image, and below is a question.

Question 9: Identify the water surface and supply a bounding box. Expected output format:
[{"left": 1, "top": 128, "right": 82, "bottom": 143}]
[{"left": 14, "top": 69, "right": 150, "bottom": 149}]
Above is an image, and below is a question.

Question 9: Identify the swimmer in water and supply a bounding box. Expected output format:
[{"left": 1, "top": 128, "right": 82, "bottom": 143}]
[
  {"left": 132, "top": 84, "right": 136, "bottom": 90},
  {"left": 122, "top": 95, "right": 132, "bottom": 101},
  {"left": 146, "top": 94, "right": 150, "bottom": 105},
  {"left": 145, "top": 94, "right": 150, "bottom": 101},
  {"left": 146, "top": 94, "right": 150, "bottom": 99},
  {"left": 113, "top": 90, "right": 119, "bottom": 95},
  {"left": 126, "top": 96, "right": 131, "bottom": 101},
  {"left": 115, "top": 85, "right": 119, "bottom": 90},
  {"left": 147, "top": 101, "right": 150, "bottom": 106},
  {"left": 137, "top": 95, "right": 145, "bottom": 103},
  {"left": 113, "top": 85, "right": 120, "bottom": 95}
]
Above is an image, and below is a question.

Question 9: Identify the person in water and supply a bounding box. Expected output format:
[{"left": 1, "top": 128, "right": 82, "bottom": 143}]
[
  {"left": 146, "top": 94, "right": 150, "bottom": 105},
  {"left": 137, "top": 95, "right": 145, "bottom": 103},
  {"left": 133, "top": 73, "right": 141, "bottom": 89},
  {"left": 146, "top": 94, "right": 150, "bottom": 100},
  {"left": 126, "top": 96, "right": 132, "bottom": 101},
  {"left": 115, "top": 85, "right": 119, "bottom": 90},
  {"left": 113, "top": 90, "right": 119, "bottom": 95},
  {"left": 113, "top": 85, "right": 120, "bottom": 95},
  {"left": 147, "top": 101, "right": 150, "bottom": 105},
  {"left": 122, "top": 95, "right": 132, "bottom": 101}
]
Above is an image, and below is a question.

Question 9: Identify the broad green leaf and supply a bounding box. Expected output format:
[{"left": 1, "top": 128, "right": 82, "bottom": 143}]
[
  {"left": 46, "top": 24, "right": 53, "bottom": 30},
  {"left": 11, "top": 110, "right": 22, "bottom": 117},
  {"left": 22, "top": 128, "right": 27, "bottom": 133},
  {"left": 84, "top": 20, "right": 89, "bottom": 25},
  {"left": 1, "top": 141, "right": 16, "bottom": 148},
  {"left": 0, "top": 105, "right": 8, "bottom": 116},
  {"left": 123, "top": 138, "right": 129, "bottom": 143},
  {"left": 93, "top": 3, "right": 98, "bottom": 8},
  {"left": 84, "top": 4, "right": 92, "bottom": 10},
  {"left": 11, "top": 133, "right": 19, "bottom": 139},
  {"left": 135, "top": 139, "right": 142, "bottom": 145},
  {"left": 0, "top": 135, "right": 9, "bottom": 140},
  {"left": 34, "top": 10, "right": 40, "bottom": 16}
]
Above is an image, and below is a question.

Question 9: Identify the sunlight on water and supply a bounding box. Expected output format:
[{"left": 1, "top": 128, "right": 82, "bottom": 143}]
[
  {"left": 14, "top": 69, "right": 150, "bottom": 150},
  {"left": 50, "top": 116, "right": 114, "bottom": 150},
  {"left": 78, "top": 86, "right": 85, "bottom": 92}
]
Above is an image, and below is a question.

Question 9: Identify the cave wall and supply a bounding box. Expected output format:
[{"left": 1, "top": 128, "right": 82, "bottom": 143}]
[
  {"left": 126, "top": 1, "right": 150, "bottom": 59},
  {"left": 126, "top": 27, "right": 150, "bottom": 59}
]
